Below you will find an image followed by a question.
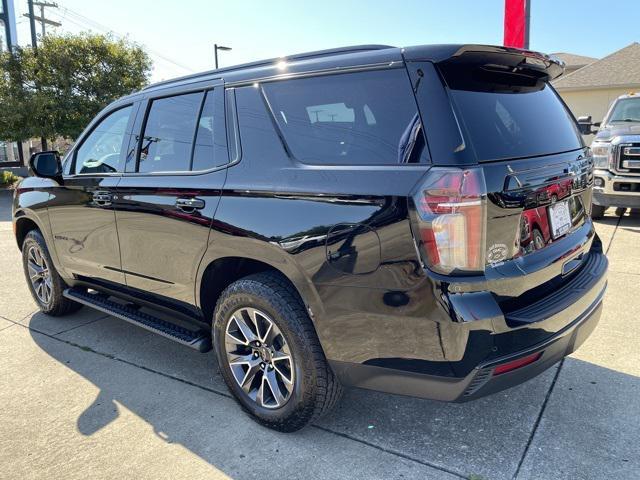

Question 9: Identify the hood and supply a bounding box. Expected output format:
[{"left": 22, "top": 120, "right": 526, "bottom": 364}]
[{"left": 595, "top": 122, "right": 640, "bottom": 142}]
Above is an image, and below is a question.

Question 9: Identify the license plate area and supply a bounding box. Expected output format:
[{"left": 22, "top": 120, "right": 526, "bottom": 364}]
[{"left": 548, "top": 200, "right": 571, "bottom": 239}]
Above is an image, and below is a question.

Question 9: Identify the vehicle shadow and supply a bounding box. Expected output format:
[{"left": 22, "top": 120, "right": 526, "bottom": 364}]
[
  {"left": 620, "top": 210, "right": 640, "bottom": 233},
  {"left": 593, "top": 216, "right": 620, "bottom": 226},
  {"left": 27, "top": 312, "right": 640, "bottom": 480}
]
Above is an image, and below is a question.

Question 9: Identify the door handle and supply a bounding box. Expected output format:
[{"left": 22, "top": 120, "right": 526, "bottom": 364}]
[
  {"left": 175, "top": 197, "right": 205, "bottom": 212},
  {"left": 92, "top": 191, "right": 113, "bottom": 207}
]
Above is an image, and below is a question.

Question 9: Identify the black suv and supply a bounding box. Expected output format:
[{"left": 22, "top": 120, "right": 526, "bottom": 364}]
[{"left": 14, "top": 44, "right": 607, "bottom": 432}]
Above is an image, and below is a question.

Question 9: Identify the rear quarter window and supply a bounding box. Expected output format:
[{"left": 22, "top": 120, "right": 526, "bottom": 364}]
[{"left": 262, "top": 69, "right": 428, "bottom": 165}]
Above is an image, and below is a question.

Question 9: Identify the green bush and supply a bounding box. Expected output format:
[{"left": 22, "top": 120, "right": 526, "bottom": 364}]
[{"left": 0, "top": 170, "right": 20, "bottom": 186}]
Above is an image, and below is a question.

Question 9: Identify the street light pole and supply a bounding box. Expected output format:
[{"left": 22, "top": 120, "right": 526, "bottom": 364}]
[{"left": 214, "top": 43, "right": 232, "bottom": 69}]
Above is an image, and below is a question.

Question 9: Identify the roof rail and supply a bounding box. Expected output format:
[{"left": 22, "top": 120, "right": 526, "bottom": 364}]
[{"left": 143, "top": 44, "right": 395, "bottom": 91}]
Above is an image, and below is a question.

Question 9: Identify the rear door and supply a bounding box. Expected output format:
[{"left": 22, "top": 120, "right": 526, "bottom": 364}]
[
  {"left": 49, "top": 103, "right": 138, "bottom": 286},
  {"left": 114, "top": 84, "right": 228, "bottom": 308}
]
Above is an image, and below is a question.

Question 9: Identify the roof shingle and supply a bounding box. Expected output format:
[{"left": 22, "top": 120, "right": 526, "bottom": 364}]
[
  {"left": 553, "top": 43, "right": 640, "bottom": 90},
  {"left": 550, "top": 52, "right": 598, "bottom": 68}
]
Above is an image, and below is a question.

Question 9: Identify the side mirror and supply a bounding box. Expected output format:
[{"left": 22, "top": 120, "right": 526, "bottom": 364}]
[
  {"left": 577, "top": 115, "right": 598, "bottom": 135},
  {"left": 29, "top": 151, "right": 62, "bottom": 180}
]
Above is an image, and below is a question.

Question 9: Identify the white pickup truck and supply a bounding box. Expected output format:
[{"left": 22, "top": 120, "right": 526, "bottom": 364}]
[{"left": 578, "top": 93, "right": 640, "bottom": 218}]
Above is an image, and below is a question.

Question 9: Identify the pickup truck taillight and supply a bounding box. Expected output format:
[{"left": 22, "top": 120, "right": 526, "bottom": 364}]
[{"left": 410, "top": 168, "right": 487, "bottom": 275}]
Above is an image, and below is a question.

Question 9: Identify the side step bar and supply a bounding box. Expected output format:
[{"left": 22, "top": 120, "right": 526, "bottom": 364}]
[{"left": 63, "top": 288, "right": 212, "bottom": 352}]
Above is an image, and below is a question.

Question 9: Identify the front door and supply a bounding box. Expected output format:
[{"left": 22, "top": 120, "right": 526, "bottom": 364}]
[
  {"left": 48, "top": 104, "right": 137, "bottom": 286},
  {"left": 113, "top": 85, "right": 228, "bottom": 308}
]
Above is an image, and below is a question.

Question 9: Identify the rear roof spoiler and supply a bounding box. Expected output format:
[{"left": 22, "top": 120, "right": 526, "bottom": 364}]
[{"left": 402, "top": 44, "right": 565, "bottom": 82}]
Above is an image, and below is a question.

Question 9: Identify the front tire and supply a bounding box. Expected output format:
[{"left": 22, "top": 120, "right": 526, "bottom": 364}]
[
  {"left": 21, "top": 230, "right": 81, "bottom": 316},
  {"left": 213, "top": 272, "right": 342, "bottom": 432}
]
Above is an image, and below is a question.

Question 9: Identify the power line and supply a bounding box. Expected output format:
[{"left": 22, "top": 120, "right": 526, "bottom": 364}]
[
  {"left": 23, "top": 1, "right": 61, "bottom": 39},
  {"left": 56, "top": 5, "right": 194, "bottom": 73}
]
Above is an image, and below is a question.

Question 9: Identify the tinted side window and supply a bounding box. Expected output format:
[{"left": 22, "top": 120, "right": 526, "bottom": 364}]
[
  {"left": 138, "top": 92, "right": 203, "bottom": 173},
  {"left": 192, "top": 91, "right": 225, "bottom": 170},
  {"left": 75, "top": 106, "right": 132, "bottom": 174},
  {"left": 262, "top": 69, "right": 426, "bottom": 165}
]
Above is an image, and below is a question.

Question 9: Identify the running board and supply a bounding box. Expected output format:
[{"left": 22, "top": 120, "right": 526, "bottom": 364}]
[{"left": 63, "top": 288, "right": 212, "bottom": 352}]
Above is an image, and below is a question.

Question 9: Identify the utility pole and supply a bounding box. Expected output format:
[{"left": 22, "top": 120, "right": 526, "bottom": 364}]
[
  {"left": 24, "top": 0, "right": 60, "bottom": 150},
  {"left": 27, "top": 0, "right": 38, "bottom": 51},
  {"left": 23, "top": 0, "right": 60, "bottom": 45},
  {"left": 1, "top": 1, "right": 23, "bottom": 165},
  {"left": 214, "top": 44, "right": 232, "bottom": 69}
]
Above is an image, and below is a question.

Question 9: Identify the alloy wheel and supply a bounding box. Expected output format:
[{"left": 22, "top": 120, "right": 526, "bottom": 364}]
[
  {"left": 27, "top": 244, "right": 52, "bottom": 305},
  {"left": 224, "top": 307, "right": 294, "bottom": 409}
]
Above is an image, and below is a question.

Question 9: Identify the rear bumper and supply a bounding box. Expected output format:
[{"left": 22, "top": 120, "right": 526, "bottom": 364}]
[
  {"left": 459, "top": 292, "right": 603, "bottom": 401},
  {"left": 330, "top": 245, "right": 608, "bottom": 402},
  {"left": 330, "top": 287, "right": 603, "bottom": 401}
]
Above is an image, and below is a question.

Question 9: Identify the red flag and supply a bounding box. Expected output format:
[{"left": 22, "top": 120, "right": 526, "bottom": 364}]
[{"left": 504, "top": 0, "right": 527, "bottom": 49}]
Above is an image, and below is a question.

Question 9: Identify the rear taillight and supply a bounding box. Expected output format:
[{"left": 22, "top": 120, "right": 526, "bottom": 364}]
[{"left": 411, "top": 168, "right": 487, "bottom": 275}]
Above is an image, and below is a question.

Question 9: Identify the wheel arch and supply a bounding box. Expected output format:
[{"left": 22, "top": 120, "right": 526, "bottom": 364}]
[
  {"left": 196, "top": 252, "right": 325, "bottom": 331},
  {"left": 14, "top": 215, "right": 44, "bottom": 250},
  {"left": 14, "top": 208, "right": 68, "bottom": 281}
]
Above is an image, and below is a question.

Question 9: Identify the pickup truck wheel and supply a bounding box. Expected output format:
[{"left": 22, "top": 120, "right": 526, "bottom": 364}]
[
  {"left": 591, "top": 204, "right": 606, "bottom": 220},
  {"left": 21, "top": 230, "right": 81, "bottom": 316},
  {"left": 213, "top": 271, "right": 342, "bottom": 432}
]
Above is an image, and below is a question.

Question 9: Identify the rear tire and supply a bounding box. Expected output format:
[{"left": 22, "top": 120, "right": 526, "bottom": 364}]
[
  {"left": 591, "top": 204, "right": 606, "bottom": 220},
  {"left": 213, "top": 271, "right": 342, "bottom": 432},
  {"left": 21, "top": 230, "right": 82, "bottom": 316}
]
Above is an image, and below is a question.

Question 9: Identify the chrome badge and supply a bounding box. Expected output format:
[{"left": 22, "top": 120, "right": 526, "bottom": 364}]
[{"left": 487, "top": 243, "right": 508, "bottom": 264}]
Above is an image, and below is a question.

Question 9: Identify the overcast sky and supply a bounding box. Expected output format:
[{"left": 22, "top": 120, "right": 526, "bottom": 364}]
[{"left": 10, "top": 0, "right": 640, "bottom": 82}]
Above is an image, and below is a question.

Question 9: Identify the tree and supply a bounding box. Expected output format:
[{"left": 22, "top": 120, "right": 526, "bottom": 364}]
[{"left": 0, "top": 33, "right": 152, "bottom": 147}]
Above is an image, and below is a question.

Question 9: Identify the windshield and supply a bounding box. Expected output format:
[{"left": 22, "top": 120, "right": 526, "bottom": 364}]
[{"left": 608, "top": 97, "right": 640, "bottom": 123}]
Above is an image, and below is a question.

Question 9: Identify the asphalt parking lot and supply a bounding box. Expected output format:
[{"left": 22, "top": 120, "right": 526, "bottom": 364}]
[{"left": 0, "top": 189, "right": 638, "bottom": 480}]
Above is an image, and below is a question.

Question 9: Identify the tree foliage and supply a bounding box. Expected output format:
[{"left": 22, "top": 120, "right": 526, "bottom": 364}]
[{"left": 0, "top": 33, "right": 152, "bottom": 142}]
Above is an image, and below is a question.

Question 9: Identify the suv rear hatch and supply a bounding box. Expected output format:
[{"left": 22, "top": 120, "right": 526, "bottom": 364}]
[{"left": 404, "top": 45, "right": 597, "bottom": 311}]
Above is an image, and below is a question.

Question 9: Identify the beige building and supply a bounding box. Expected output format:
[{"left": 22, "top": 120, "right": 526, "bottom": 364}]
[{"left": 553, "top": 43, "right": 640, "bottom": 141}]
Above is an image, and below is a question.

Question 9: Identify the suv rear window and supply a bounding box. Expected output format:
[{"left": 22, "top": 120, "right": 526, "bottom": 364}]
[
  {"left": 446, "top": 78, "right": 582, "bottom": 162},
  {"left": 263, "top": 69, "right": 427, "bottom": 165}
]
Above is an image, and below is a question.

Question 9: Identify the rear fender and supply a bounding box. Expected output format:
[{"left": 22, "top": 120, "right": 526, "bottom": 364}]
[{"left": 195, "top": 235, "right": 325, "bottom": 324}]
